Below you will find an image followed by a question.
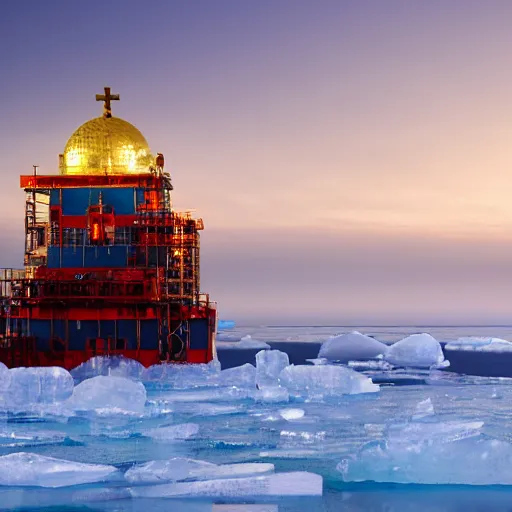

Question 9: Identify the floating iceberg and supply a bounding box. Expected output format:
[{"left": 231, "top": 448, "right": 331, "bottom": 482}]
[
  {"left": 5, "top": 366, "right": 74, "bottom": 406},
  {"left": 338, "top": 421, "right": 512, "bottom": 485},
  {"left": 384, "top": 333, "right": 448, "bottom": 368},
  {"left": 256, "top": 350, "right": 289, "bottom": 389},
  {"left": 130, "top": 471, "right": 322, "bottom": 498},
  {"left": 318, "top": 331, "right": 388, "bottom": 362},
  {"left": 71, "top": 356, "right": 145, "bottom": 381},
  {"left": 0, "top": 452, "right": 117, "bottom": 487},
  {"left": 446, "top": 337, "right": 512, "bottom": 352},
  {"left": 279, "top": 364, "right": 379, "bottom": 398},
  {"left": 67, "top": 375, "right": 147, "bottom": 414}
]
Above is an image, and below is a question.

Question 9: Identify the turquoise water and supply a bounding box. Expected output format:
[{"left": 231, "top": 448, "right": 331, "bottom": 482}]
[{"left": 3, "top": 325, "right": 512, "bottom": 511}]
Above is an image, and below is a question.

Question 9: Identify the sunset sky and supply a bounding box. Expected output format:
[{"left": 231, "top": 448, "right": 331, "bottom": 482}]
[{"left": 2, "top": 1, "right": 512, "bottom": 324}]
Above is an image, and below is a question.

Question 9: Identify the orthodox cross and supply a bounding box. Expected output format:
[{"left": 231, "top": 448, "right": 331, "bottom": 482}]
[{"left": 95, "top": 87, "right": 120, "bottom": 118}]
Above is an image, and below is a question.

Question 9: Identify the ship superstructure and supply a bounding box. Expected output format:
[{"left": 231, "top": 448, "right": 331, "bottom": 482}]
[{"left": 0, "top": 88, "right": 217, "bottom": 369}]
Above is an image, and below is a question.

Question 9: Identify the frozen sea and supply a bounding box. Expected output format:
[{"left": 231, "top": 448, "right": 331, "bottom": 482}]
[{"left": 3, "top": 325, "right": 512, "bottom": 511}]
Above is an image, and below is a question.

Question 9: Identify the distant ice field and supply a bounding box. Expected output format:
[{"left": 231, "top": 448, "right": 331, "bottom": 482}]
[{"left": 4, "top": 325, "right": 512, "bottom": 511}]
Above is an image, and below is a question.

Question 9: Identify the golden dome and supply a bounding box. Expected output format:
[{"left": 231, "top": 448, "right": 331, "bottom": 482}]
[{"left": 60, "top": 116, "right": 153, "bottom": 175}]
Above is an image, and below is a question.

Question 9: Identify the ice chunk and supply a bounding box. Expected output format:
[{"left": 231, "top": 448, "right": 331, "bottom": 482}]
[
  {"left": 318, "top": 331, "right": 388, "bottom": 362},
  {"left": 384, "top": 333, "right": 448, "bottom": 368},
  {"left": 279, "top": 364, "right": 379, "bottom": 398},
  {"left": 157, "top": 387, "right": 250, "bottom": 403},
  {"left": 141, "top": 360, "right": 221, "bottom": 386},
  {"left": 446, "top": 337, "right": 512, "bottom": 352},
  {"left": 5, "top": 367, "right": 74, "bottom": 406},
  {"left": 68, "top": 375, "right": 146, "bottom": 414},
  {"left": 71, "top": 356, "right": 144, "bottom": 381},
  {"left": 217, "top": 363, "right": 256, "bottom": 388},
  {"left": 125, "top": 457, "right": 215, "bottom": 484},
  {"left": 191, "top": 463, "right": 274, "bottom": 481},
  {"left": 338, "top": 425, "right": 512, "bottom": 485},
  {"left": 279, "top": 408, "right": 305, "bottom": 421},
  {"left": 0, "top": 452, "right": 117, "bottom": 487},
  {"left": 412, "top": 397, "right": 435, "bottom": 420},
  {"left": 253, "top": 386, "right": 290, "bottom": 403},
  {"left": 256, "top": 350, "right": 289, "bottom": 388},
  {"left": 146, "top": 423, "right": 199, "bottom": 441},
  {"left": 130, "top": 471, "right": 322, "bottom": 497}
]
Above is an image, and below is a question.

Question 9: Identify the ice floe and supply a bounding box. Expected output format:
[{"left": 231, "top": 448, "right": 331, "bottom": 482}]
[
  {"left": 71, "top": 356, "right": 145, "bottom": 381},
  {"left": 384, "top": 333, "right": 448, "bottom": 368},
  {"left": 0, "top": 452, "right": 117, "bottom": 487},
  {"left": 256, "top": 350, "right": 289, "bottom": 389},
  {"left": 338, "top": 420, "right": 512, "bottom": 485},
  {"left": 279, "top": 364, "right": 379, "bottom": 398},
  {"left": 217, "top": 335, "right": 270, "bottom": 350},
  {"left": 67, "top": 375, "right": 147, "bottom": 414},
  {"left": 126, "top": 458, "right": 274, "bottom": 484},
  {"left": 318, "top": 331, "right": 388, "bottom": 362},
  {"left": 446, "top": 337, "right": 512, "bottom": 352},
  {"left": 130, "top": 471, "right": 322, "bottom": 498},
  {"left": 4, "top": 367, "right": 74, "bottom": 406}
]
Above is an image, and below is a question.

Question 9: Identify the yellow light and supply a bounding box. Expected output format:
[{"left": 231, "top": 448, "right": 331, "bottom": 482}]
[
  {"left": 173, "top": 249, "right": 181, "bottom": 257},
  {"left": 91, "top": 223, "right": 100, "bottom": 241}
]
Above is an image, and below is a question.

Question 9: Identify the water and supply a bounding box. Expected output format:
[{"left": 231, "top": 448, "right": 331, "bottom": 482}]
[{"left": 4, "top": 325, "right": 512, "bottom": 512}]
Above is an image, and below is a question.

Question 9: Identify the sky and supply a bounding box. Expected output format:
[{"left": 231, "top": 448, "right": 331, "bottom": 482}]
[{"left": 1, "top": 0, "right": 512, "bottom": 325}]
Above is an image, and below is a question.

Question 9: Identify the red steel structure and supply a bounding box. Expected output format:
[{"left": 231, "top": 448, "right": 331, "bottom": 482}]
[{"left": 0, "top": 89, "right": 217, "bottom": 369}]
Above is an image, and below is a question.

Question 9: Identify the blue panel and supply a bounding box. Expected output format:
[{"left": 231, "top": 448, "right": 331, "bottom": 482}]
[
  {"left": 61, "top": 189, "right": 95, "bottom": 215},
  {"left": 118, "top": 320, "right": 137, "bottom": 350},
  {"left": 68, "top": 320, "right": 97, "bottom": 350},
  {"left": 190, "top": 319, "right": 209, "bottom": 350},
  {"left": 101, "top": 188, "right": 135, "bottom": 215},
  {"left": 62, "top": 188, "right": 136, "bottom": 215},
  {"left": 84, "top": 246, "right": 128, "bottom": 268},
  {"left": 28, "top": 320, "right": 51, "bottom": 351},
  {"left": 61, "top": 247, "right": 84, "bottom": 268},
  {"left": 100, "top": 320, "right": 116, "bottom": 339},
  {"left": 140, "top": 320, "right": 158, "bottom": 350},
  {"left": 47, "top": 247, "right": 61, "bottom": 268},
  {"left": 135, "top": 188, "right": 145, "bottom": 206},
  {"left": 50, "top": 189, "right": 60, "bottom": 206}
]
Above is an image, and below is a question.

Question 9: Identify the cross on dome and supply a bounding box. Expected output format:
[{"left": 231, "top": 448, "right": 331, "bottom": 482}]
[{"left": 95, "top": 87, "right": 120, "bottom": 118}]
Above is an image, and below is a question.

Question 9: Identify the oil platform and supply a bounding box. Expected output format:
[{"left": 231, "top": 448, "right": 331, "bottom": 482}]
[{"left": 0, "top": 88, "right": 217, "bottom": 369}]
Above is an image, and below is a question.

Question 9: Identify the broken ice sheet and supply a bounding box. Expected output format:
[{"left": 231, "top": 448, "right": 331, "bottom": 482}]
[
  {"left": 130, "top": 471, "right": 322, "bottom": 498},
  {"left": 0, "top": 452, "right": 118, "bottom": 487},
  {"left": 125, "top": 458, "right": 274, "bottom": 484}
]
